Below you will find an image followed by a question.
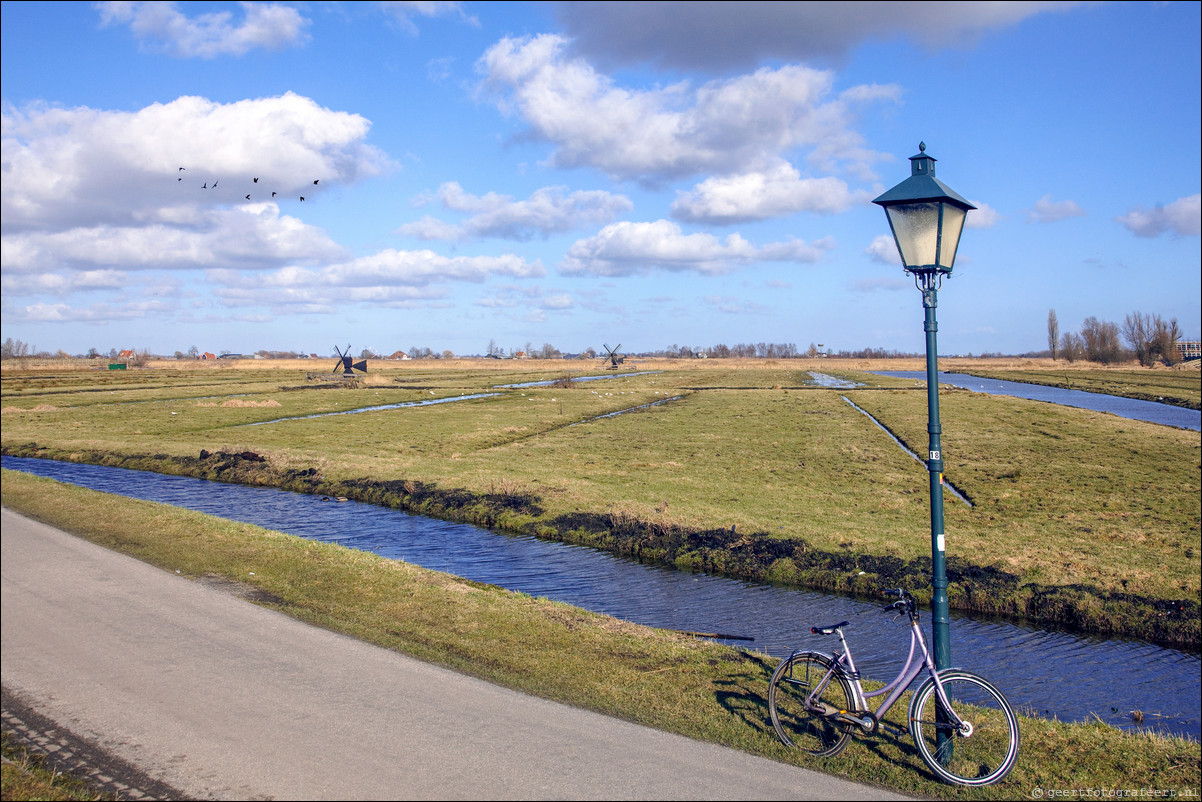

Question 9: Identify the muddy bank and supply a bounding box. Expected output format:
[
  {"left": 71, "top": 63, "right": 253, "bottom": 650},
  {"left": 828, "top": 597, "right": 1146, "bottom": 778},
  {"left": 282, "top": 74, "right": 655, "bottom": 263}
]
[{"left": 4, "top": 442, "right": 1198, "bottom": 651}]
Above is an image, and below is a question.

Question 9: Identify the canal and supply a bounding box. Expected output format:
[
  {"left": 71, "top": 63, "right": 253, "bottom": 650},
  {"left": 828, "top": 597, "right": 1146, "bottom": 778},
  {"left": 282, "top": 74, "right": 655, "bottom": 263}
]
[{"left": 3, "top": 455, "right": 1197, "bottom": 740}]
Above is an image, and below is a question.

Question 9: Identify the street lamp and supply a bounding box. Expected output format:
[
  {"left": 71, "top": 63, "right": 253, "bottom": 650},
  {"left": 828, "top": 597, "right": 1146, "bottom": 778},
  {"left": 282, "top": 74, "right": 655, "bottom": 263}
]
[{"left": 873, "top": 142, "right": 975, "bottom": 674}]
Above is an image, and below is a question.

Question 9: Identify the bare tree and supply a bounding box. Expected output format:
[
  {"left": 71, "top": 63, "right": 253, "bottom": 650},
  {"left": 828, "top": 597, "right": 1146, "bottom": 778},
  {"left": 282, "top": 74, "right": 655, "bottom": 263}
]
[
  {"left": 1080, "top": 316, "right": 1123, "bottom": 363},
  {"left": 1047, "top": 309, "right": 1059, "bottom": 360},
  {"left": 1152, "top": 316, "right": 1182, "bottom": 365},
  {"left": 1059, "top": 332, "right": 1083, "bottom": 363},
  {"left": 1122, "top": 312, "right": 1153, "bottom": 366}
]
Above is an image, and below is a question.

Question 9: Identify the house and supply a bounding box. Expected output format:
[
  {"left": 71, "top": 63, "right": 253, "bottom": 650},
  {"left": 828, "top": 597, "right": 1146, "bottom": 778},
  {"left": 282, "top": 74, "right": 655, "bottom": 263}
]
[
  {"left": 201, "top": 352, "right": 216, "bottom": 360},
  {"left": 118, "top": 349, "right": 135, "bottom": 359},
  {"left": 387, "top": 350, "right": 410, "bottom": 360}
]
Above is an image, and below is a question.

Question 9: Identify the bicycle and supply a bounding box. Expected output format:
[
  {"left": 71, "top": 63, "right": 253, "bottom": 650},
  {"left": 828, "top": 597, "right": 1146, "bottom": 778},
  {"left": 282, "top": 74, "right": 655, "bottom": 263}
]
[{"left": 768, "top": 588, "right": 1020, "bottom": 787}]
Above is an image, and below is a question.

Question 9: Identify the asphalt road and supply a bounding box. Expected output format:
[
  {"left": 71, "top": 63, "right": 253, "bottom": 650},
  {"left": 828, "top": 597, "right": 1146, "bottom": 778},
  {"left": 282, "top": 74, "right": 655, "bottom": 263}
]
[{"left": 1, "top": 507, "right": 909, "bottom": 800}]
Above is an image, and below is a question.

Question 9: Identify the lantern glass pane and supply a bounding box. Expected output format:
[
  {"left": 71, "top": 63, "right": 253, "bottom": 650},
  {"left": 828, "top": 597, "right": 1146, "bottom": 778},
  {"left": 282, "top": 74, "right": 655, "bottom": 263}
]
[
  {"left": 885, "top": 202, "right": 940, "bottom": 269},
  {"left": 937, "top": 204, "right": 967, "bottom": 270}
]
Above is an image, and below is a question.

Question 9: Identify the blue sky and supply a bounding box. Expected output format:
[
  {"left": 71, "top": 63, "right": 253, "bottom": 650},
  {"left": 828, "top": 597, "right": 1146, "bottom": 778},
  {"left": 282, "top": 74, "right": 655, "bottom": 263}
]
[{"left": 2, "top": 1, "right": 1199, "bottom": 358}]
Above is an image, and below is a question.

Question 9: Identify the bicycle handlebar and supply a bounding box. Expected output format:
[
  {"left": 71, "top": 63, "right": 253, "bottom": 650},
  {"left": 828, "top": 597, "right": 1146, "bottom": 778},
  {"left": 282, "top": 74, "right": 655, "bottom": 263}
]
[{"left": 881, "top": 588, "right": 917, "bottom": 615}]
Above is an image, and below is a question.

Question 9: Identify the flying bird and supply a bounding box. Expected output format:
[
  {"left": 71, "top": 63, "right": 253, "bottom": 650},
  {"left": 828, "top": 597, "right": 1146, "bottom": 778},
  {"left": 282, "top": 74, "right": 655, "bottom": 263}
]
[
  {"left": 245, "top": 194, "right": 251, "bottom": 200},
  {"left": 253, "top": 177, "right": 259, "bottom": 183},
  {"left": 313, "top": 180, "right": 319, "bottom": 185},
  {"left": 271, "top": 192, "right": 277, "bottom": 197},
  {"left": 202, "top": 182, "right": 207, "bottom": 189},
  {"left": 300, "top": 196, "right": 305, "bottom": 201},
  {"left": 178, "top": 167, "right": 185, "bottom": 171}
]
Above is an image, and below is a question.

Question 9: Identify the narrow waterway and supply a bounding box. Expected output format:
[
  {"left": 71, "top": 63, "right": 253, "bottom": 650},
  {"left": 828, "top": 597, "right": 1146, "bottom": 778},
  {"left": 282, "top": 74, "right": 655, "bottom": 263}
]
[
  {"left": 873, "top": 371, "right": 1201, "bottom": 431},
  {"left": 3, "top": 455, "right": 1197, "bottom": 740}
]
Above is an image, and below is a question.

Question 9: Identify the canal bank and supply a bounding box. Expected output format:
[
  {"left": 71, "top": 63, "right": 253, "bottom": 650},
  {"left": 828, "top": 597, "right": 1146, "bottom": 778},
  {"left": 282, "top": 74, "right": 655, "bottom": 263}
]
[{"left": 3, "top": 455, "right": 1198, "bottom": 740}]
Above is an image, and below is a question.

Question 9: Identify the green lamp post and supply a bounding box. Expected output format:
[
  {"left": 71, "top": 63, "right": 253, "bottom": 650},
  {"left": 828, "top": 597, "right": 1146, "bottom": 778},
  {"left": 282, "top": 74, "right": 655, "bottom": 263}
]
[{"left": 873, "top": 143, "right": 975, "bottom": 674}]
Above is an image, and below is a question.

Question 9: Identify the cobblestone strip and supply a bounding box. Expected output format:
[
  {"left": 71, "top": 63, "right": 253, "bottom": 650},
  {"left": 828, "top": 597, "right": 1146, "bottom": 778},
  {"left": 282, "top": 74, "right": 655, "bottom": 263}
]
[{"left": 2, "top": 686, "right": 186, "bottom": 800}]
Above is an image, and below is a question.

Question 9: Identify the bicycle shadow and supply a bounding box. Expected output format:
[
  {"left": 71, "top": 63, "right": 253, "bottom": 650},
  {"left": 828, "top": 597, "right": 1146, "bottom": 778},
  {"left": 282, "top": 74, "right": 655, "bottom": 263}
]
[{"left": 712, "top": 649, "right": 778, "bottom": 736}]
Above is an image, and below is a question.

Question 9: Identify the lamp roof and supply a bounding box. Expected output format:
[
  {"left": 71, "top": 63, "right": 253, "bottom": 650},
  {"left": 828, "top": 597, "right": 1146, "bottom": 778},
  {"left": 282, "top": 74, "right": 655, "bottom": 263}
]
[{"left": 872, "top": 142, "right": 976, "bottom": 210}]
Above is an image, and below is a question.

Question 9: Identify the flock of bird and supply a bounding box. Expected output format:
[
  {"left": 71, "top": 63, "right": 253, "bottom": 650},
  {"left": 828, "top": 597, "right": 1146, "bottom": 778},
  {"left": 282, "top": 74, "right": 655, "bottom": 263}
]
[{"left": 177, "top": 167, "right": 319, "bottom": 202}]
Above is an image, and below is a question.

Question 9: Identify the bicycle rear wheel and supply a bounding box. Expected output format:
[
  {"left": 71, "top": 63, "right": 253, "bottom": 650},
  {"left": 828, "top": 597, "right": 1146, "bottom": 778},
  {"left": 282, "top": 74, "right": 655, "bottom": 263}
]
[
  {"left": 909, "top": 670, "right": 1020, "bottom": 786},
  {"left": 768, "top": 652, "right": 855, "bottom": 757}
]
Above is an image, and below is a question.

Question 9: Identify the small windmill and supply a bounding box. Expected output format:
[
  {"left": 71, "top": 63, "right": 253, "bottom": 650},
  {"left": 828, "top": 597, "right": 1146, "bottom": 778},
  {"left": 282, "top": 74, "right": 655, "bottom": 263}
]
[
  {"left": 601, "top": 343, "right": 623, "bottom": 370},
  {"left": 332, "top": 344, "right": 368, "bottom": 377}
]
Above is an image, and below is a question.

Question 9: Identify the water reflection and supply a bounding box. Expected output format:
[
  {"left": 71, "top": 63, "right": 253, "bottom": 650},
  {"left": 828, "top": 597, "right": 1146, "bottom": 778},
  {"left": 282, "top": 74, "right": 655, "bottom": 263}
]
[{"left": 3, "top": 455, "right": 1197, "bottom": 740}]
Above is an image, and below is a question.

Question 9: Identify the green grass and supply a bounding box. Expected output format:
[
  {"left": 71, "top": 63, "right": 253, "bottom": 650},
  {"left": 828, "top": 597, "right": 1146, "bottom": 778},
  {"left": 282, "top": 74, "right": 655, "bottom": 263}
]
[
  {"left": 2, "top": 470, "right": 1198, "bottom": 800},
  {"left": 2, "top": 358, "right": 1199, "bottom": 647}
]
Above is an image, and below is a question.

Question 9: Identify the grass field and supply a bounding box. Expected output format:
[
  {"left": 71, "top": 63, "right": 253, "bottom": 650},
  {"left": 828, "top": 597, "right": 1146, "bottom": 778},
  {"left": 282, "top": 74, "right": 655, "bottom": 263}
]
[
  {"left": 2, "top": 356, "right": 1199, "bottom": 647},
  {"left": 2, "top": 471, "right": 1198, "bottom": 800}
]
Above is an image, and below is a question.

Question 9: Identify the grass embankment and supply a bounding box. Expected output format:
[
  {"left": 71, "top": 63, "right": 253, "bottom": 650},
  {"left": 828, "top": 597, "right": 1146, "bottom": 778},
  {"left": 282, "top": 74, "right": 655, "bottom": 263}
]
[
  {"left": 2, "top": 470, "right": 1198, "bottom": 800},
  {"left": 1, "top": 359, "right": 1199, "bottom": 648}
]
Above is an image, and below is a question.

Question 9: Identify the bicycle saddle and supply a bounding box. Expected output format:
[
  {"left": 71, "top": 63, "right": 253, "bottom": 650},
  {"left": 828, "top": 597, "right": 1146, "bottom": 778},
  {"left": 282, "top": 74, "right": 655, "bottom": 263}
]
[{"left": 811, "top": 621, "right": 849, "bottom": 635}]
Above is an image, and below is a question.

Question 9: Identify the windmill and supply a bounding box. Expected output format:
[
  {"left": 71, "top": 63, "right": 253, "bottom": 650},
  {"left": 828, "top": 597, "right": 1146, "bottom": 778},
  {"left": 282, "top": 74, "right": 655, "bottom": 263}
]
[
  {"left": 332, "top": 344, "right": 368, "bottom": 377},
  {"left": 601, "top": 343, "right": 624, "bottom": 370}
]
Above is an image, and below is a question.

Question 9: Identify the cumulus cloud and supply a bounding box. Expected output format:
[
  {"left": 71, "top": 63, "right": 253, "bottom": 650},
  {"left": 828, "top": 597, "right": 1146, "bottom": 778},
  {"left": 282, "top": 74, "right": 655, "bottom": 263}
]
[
  {"left": 560, "top": 220, "right": 833, "bottom": 277},
  {"left": 400, "top": 182, "right": 633, "bottom": 241},
  {"left": 964, "top": 200, "right": 1001, "bottom": 228},
  {"left": 477, "top": 34, "right": 898, "bottom": 183},
  {"left": 866, "top": 234, "right": 900, "bottom": 264},
  {"left": 554, "top": 1, "right": 1081, "bottom": 71},
  {"left": 1115, "top": 194, "right": 1201, "bottom": 237},
  {"left": 206, "top": 249, "right": 545, "bottom": 310},
  {"left": 2, "top": 93, "right": 388, "bottom": 232},
  {"left": 1026, "top": 195, "right": 1085, "bottom": 223},
  {"left": 671, "top": 160, "right": 872, "bottom": 224},
  {"left": 1, "top": 92, "right": 391, "bottom": 282},
  {"left": 95, "top": 1, "right": 311, "bottom": 58},
  {"left": 377, "top": 1, "right": 479, "bottom": 34}
]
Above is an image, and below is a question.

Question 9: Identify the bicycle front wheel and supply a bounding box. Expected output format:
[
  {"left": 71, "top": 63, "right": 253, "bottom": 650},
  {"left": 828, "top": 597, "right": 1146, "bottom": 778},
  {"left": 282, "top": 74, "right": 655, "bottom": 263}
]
[
  {"left": 768, "top": 652, "right": 855, "bottom": 757},
  {"left": 909, "top": 670, "right": 1020, "bottom": 786}
]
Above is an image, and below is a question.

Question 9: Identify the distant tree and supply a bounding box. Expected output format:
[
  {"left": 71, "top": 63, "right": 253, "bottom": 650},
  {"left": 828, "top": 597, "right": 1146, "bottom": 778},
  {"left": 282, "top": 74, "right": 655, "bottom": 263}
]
[
  {"left": 1080, "top": 316, "right": 1123, "bottom": 363},
  {"left": 1151, "top": 316, "right": 1182, "bottom": 366},
  {"left": 1047, "top": 309, "right": 1059, "bottom": 360},
  {"left": 1059, "top": 331, "right": 1084, "bottom": 363},
  {"left": 487, "top": 338, "right": 498, "bottom": 357},
  {"left": 187, "top": 345, "right": 199, "bottom": 359},
  {"left": 1124, "top": 311, "right": 1181, "bottom": 366},
  {"left": 441, "top": 350, "right": 455, "bottom": 360},
  {"left": 539, "top": 342, "right": 560, "bottom": 359},
  {"left": 87, "top": 347, "right": 100, "bottom": 359},
  {"left": 1, "top": 338, "right": 31, "bottom": 359}
]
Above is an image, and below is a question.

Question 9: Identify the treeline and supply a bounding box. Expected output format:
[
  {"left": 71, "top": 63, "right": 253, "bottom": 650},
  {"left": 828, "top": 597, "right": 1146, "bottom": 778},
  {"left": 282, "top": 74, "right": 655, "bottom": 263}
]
[{"left": 1047, "top": 310, "right": 1184, "bottom": 366}]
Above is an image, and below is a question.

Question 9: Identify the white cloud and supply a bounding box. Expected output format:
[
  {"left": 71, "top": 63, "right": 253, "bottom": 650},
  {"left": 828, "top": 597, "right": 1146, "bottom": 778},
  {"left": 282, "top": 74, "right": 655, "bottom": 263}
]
[
  {"left": 477, "top": 34, "right": 898, "bottom": 183},
  {"left": 2, "top": 93, "right": 388, "bottom": 275},
  {"left": 554, "top": 1, "right": 1081, "bottom": 71},
  {"left": 207, "top": 248, "right": 545, "bottom": 307},
  {"left": 1, "top": 206, "right": 346, "bottom": 273},
  {"left": 1116, "top": 194, "right": 1201, "bottom": 237},
  {"left": 671, "top": 160, "right": 872, "bottom": 224},
  {"left": 95, "top": 1, "right": 311, "bottom": 58},
  {"left": 560, "top": 220, "right": 832, "bottom": 277},
  {"left": 1026, "top": 195, "right": 1085, "bottom": 223},
  {"left": 965, "top": 200, "right": 1002, "bottom": 228},
  {"left": 400, "top": 182, "right": 633, "bottom": 241},
  {"left": 377, "top": 1, "right": 479, "bottom": 34},
  {"left": 866, "top": 234, "right": 900, "bottom": 264},
  {"left": 0, "top": 269, "right": 127, "bottom": 296},
  {"left": 2, "top": 93, "right": 388, "bottom": 232}
]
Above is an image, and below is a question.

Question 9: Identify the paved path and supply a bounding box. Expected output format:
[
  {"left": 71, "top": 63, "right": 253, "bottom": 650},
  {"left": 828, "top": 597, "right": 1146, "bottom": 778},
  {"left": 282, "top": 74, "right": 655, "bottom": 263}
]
[{"left": 2, "top": 507, "right": 908, "bottom": 800}]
